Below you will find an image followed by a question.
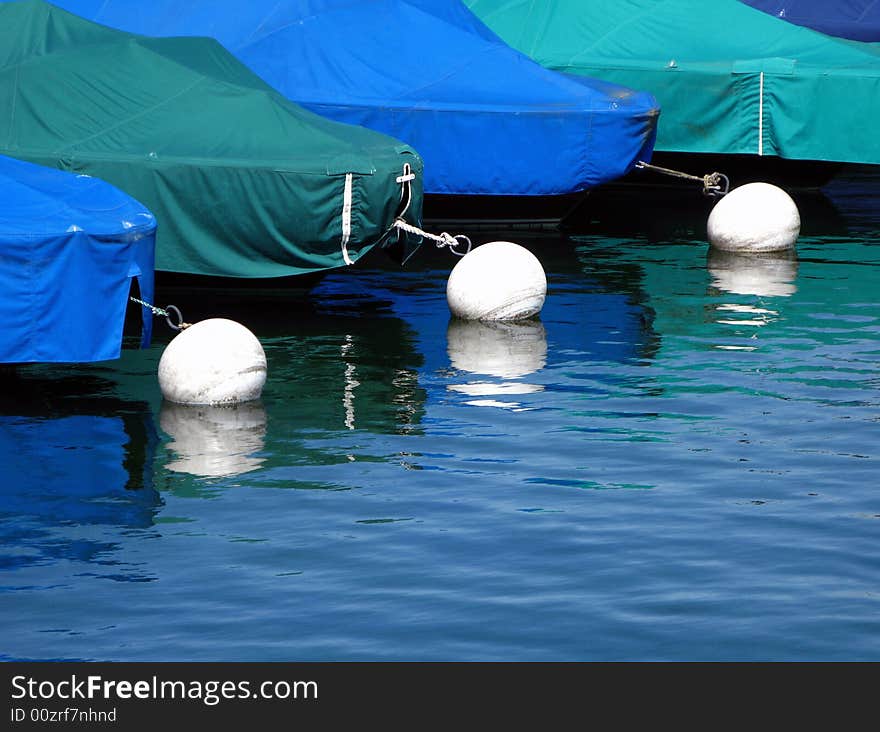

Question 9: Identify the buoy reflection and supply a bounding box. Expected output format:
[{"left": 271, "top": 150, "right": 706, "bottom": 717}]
[
  {"left": 446, "top": 319, "right": 546, "bottom": 409},
  {"left": 707, "top": 248, "right": 798, "bottom": 298},
  {"left": 160, "top": 401, "right": 267, "bottom": 478},
  {"left": 707, "top": 249, "right": 798, "bottom": 350}
]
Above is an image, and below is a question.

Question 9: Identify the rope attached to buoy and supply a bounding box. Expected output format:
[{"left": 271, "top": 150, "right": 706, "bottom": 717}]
[
  {"left": 387, "top": 162, "right": 471, "bottom": 257},
  {"left": 129, "top": 297, "right": 191, "bottom": 331},
  {"left": 391, "top": 218, "right": 472, "bottom": 258},
  {"left": 636, "top": 160, "right": 730, "bottom": 198}
]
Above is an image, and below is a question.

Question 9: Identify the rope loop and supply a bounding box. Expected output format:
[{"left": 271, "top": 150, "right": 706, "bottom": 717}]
[
  {"left": 636, "top": 160, "right": 730, "bottom": 198},
  {"left": 162, "top": 304, "right": 191, "bottom": 332},
  {"left": 130, "top": 297, "right": 191, "bottom": 331},
  {"left": 392, "top": 218, "right": 472, "bottom": 258},
  {"left": 702, "top": 171, "right": 730, "bottom": 198},
  {"left": 438, "top": 233, "right": 472, "bottom": 258}
]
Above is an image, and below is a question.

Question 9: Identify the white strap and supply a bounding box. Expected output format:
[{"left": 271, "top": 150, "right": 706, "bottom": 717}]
[
  {"left": 758, "top": 71, "right": 764, "bottom": 157},
  {"left": 341, "top": 173, "right": 354, "bottom": 265}
]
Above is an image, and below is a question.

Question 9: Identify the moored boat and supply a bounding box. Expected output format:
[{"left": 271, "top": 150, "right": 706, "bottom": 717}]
[
  {"left": 466, "top": 0, "right": 880, "bottom": 188},
  {"left": 0, "top": 154, "right": 155, "bottom": 364},
  {"left": 34, "top": 0, "right": 660, "bottom": 207},
  {"left": 0, "top": 0, "right": 424, "bottom": 278}
]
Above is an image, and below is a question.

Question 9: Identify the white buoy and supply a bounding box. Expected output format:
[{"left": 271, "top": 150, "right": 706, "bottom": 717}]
[
  {"left": 707, "top": 182, "right": 800, "bottom": 253},
  {"left": 446, "top": 241, "right": 546, "bottom": 321},
  {"left": 158, "top": 318, "right": 267, "bottom": 406}
]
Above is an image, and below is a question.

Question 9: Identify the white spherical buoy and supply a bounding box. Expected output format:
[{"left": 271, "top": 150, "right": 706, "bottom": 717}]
[
  {"left": 158, "top": 318, "right": 267, "bottom": 406},
  {"left": 446, "top": 241, "right": 547, "bottom": 321},
  {"left": 707, "top": 182, "right": 800, "bottom": 253}
]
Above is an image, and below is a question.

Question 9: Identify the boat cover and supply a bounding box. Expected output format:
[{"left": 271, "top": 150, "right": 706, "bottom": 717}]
[
  {"left": 466, "top": 0, "right": 880, "bottom": 165},
  {"left": 34, "top": 0, "right": 660, "bottom": 196},
  {"left": 0, "top": 154, "right": 155, "bottom": 364},
  {"left": 739, "top": 1, "right": 880, "bottom": 42},
  {"left": 0, "top": 0, "right": 424, "bottom": 277}
]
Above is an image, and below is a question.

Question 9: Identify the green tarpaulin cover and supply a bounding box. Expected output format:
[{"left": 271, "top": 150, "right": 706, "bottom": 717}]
[
  {"left": 466, "top": 0, "right": 880, "bottom": 165},
  {"left": 0, "top": 0, "right": 423, "bottom": 277}
]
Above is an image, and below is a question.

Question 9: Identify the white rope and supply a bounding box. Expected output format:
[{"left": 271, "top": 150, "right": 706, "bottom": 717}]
[
  {"left": 396, "top": 163, "right": 414, "bottom": 220},
  {"left": 387, "top": 162, "right": 471, "bottom": 258},
  {"left": 392, "top": 218, "right": 472, "bottom": 257}
]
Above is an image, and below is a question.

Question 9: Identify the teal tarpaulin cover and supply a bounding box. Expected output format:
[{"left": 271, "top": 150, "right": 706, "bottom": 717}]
[
  {"left": 0, "top": 154, "right": 155, "bottom": 364},
  {"left": 0, "top": 1, "right": 424, "bottom": 278},
  {"left": 466, "top": 0, "right": 880, "bottom": 165}
]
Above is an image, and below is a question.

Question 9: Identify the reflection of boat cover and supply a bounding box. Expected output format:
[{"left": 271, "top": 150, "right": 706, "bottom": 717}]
[
  {"left": 0, "top": 154, "right": 155, "bottom": 363},
  {"left": 0, "top": 411, "right": 160, "bottom": 571},
  {"left": 38, "top": 0, "right": 659, "bottom": 196},
  {"left": 739, "top": 1, "right": 880, "bottom": 42},
  {"left": 466, "top": 0, "right": 880, "bottom": 166},
  {"left": 0, "top": 1, "right": 423, "bottom": 278}
]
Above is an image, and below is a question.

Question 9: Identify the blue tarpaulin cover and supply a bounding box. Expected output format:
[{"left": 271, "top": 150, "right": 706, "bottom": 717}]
[
  {"left": 739, "top": 1, "right": 880, "bottom": 41},
  {"left": 41, "top": 0, "right": 659, "bottom": 196},
  {"left": 0, "top": 154, "right": 156, "bottom": 363}
]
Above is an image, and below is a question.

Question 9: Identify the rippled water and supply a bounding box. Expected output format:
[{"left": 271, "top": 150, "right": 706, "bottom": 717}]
[{"left": 2, "top": 170, "right": 878, "bottom": 661}]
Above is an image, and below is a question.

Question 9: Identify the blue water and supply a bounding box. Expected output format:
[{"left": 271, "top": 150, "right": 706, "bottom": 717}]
[{"left": 2, "top": 171, "right": 878, "bottom": 661}]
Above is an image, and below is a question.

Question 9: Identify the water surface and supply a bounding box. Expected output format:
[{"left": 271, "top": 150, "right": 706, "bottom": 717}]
[{"left": 2, "top": 170, "right": 878, "bottom": 661}]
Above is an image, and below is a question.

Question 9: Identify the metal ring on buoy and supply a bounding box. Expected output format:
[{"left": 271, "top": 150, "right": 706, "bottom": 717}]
[
  {"left": 164, "top": 305, "right": 185, "bottom": 332},
  {"left": 704, "top": 172, "right": 730, "bottom": 198},
  {"left": 449, "top": 235, "right": 472, "bottom": 258}
]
